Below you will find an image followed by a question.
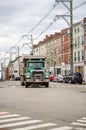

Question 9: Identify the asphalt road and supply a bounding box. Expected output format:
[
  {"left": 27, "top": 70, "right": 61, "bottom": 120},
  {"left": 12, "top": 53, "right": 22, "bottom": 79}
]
[{"left": 0, "top": 81, "right": 86, "bottom": 130}]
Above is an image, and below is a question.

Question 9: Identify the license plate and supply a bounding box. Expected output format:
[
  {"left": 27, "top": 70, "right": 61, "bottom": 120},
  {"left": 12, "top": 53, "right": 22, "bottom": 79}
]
[{"left": 36, "top": 79, "right": 40, "bottom": 82}]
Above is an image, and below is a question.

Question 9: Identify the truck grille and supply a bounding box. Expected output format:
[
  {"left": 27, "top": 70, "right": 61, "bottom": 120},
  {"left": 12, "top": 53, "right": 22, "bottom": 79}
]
[{"left": 32, "top": 71, "right": 44, "bottom": 81}]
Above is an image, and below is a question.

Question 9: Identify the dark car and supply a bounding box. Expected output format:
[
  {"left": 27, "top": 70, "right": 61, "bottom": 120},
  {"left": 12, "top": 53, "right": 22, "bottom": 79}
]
[
  {"left": 63, "top": 72, "right": 83, "bottom": 84},
  {"left": 14, "top": 76, "right": 20, "bottom": 81}
]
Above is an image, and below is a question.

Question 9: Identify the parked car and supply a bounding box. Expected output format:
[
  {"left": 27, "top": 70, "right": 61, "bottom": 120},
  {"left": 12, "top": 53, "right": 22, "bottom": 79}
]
[
  {"left": 14, "top": 76, "right": 20, "bottom": 81},
  {"left": 49, "top": 74, "right": 54, "bottom": 82},
  {"left": 53, "top": 74, "right": 64, "bottom": 82},
  {"left": 63, "top": 72, "right": 83, "bottom": 84}
]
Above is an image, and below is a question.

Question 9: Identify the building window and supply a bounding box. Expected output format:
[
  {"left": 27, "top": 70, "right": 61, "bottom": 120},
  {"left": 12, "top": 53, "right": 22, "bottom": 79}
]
[
  {"left": 78, "top": 37, "right": 80, "bottom": 46},
  {"left": 78, "top": 51, "right": 80, "bottom": 62},
  {"left": 47, "top": 50, "right": 50, "bottom": 56},
  {"left": 74, "top": 38, "right": 77, "bottom": 47},
  {"left": 82, "top": 35, "right": 84, "bottom": 45},
  {"left": 62, "top": 35, "right": 65, "bottom": 42},
  {"left": 82, "top": 50, "right": 84, "bottom": 61},
  {"left": 78, "top": 27, "right": 80, "bottom": 32},
  {"left": 58, "top": 57, "right": 61, "bottom": 65},
  {"left": 85, "top": 50, "right": 86, "bottom": 60},
  {"left": 54, "top": 48, "right": 56, "bottom": 55},
  {"left": 14, "top": 70, "right": 18, "bottom": 73},
  {"left": 74, "top": 28, "right": 76, "bottom": 33},
  {"left": 74, "top": 52, "right": 77, "bottom": 62},
  {"left": 85, "top": 36, "right": 86, "bottom": 45},
  {"left": 68, "top": 54, "right": 70, "bottom": 63},
  {"left": 36, "top": 48, "right": 38, "bottom": 52}
]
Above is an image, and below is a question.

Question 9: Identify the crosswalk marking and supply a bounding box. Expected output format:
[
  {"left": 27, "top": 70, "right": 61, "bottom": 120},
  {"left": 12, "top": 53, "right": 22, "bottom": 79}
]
[
  {"left": 82, "top": 117, "right": 86, "bottom": 120},
  {"left": 77, "top": 119, "right": 86, "bottom": 123},
  {"left": 0, "top": 117, "right": 31, "bottom": 123},
  {"left": 75, "top": 128, "right": 86, "bottom": 130},
  {"left": 0, "top": 119, "right": 42, "bottom": 128},
  {"left": 0, "top": 111, "right": 86, "bottom": 130},
  {"left": 49, "top": 126, "right": 72, "bottom": 130},
  {"left": 0, "top": 114, "right": 20, "bottom": 119},
  {"left": 11, "top": 123, "right": 57, "bottom": 130},
  {"left": 0, "top": 112, "right": 9, "bottom": 115},
  {"left": 72, "top": 122, "right": 86, "bottom": 127}
]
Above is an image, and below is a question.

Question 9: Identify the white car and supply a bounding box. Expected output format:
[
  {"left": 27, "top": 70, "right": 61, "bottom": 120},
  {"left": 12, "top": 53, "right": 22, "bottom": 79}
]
[{"left": 53, "top": 74, "right": 63, "bottom": 82}]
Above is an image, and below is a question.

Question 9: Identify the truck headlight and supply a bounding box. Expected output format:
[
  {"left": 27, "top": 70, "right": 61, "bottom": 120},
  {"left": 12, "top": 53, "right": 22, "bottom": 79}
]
[
  {"left": 45, "top": 76, "right": 49, "bottom": 78},
  {"left": 26, "top": 75, "right": 30, "bottom": 78}
]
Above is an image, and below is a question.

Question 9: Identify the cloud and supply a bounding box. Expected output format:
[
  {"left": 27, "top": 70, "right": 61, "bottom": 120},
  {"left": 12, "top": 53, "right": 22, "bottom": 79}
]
[{"left": 0, "top": 0, "right": 85, "bottom": 54}]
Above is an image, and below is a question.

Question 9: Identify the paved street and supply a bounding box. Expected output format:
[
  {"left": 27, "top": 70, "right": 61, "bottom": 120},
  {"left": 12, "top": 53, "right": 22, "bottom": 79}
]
[{"left": 0, "top": 81, "right": 86, "bottom": 130}]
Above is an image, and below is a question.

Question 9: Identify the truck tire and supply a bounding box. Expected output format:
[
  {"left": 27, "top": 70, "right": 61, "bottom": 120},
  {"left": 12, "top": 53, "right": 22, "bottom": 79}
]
[
  {"left": 68, "top": 79, "right": 72, "bottom": 84},
  {"left": 45, "top": 82, "right": 49, "bottom": 88},
  {"left": 25, "top": 82, "right": 28, "bottom": 88},
  {"left": 21, "top": 82, "right": 25, "bottom": 86}
]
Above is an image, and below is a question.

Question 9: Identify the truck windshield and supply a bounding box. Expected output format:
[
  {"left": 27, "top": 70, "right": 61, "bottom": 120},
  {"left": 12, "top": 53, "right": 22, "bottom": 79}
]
[{"left": 27, "top": 62, "right": 44, "bottom": 68}]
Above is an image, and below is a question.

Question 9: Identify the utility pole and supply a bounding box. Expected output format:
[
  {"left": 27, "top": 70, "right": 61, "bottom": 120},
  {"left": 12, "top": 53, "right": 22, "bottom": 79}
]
[
  {"left": 10, "top": 52, "right": 13, "bottom": 79},
  {"left": 31, "top": 34, "right": 33, "bottom": 55},
  {"left": 70, "top": 0, "right": 73, "bottom": 73},
  {"left": 17, "top": 46, "right": 20, "bottom": 75},
  {"left": 22, "top": 34, "right": 34, "bottom": 55},
  {"left": 55, "top": 0, "right": 73, "bottom": 73}
]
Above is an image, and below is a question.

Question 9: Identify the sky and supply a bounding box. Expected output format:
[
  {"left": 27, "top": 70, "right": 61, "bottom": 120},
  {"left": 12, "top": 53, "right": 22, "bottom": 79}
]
[{"left": 0, "top": 0, "right": 86, "bottom": 57}]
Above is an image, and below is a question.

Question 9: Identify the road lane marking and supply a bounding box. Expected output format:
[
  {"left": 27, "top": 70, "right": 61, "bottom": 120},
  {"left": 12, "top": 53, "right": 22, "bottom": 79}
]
[
  {"left": 0, "top": 117, "right": 31, "bottom": 123},
  {"left": 11, "top": 123, "right": 57, "bottom": 130},
  {"left": 0, "top": 114, "right": 20, "bottom": 119},
  {"left": 49, "top": 126, "right": 72, "bottom": 130},
  {"left": 0, "top": 120, "right": 42, "bottom": 128}
]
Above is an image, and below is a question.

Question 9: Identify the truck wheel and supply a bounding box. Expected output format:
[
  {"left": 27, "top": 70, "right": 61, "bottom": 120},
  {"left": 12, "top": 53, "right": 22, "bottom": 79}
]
[
  {"left": 79, "top": 81, "right": 82, "bottom": 84},
  {"left": 25, "top": 82, "right": 28, "bottom": 88},
  {"left": 45, "top": 82, "right": 49, "bottom": 88},
  {"left": 68, "top": 79, "right": 72, "bottom": 84},
  {"left": 21, "top": 82, "right": 25, "bottom": 86},
  {"left": 63, "top": 79, "right": 66, "bottom": 83}
]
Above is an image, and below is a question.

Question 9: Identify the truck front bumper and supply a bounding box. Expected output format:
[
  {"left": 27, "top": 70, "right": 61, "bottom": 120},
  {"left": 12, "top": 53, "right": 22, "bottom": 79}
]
[{"left": 26, "top": 78, "right": 49, "bottom": 84}]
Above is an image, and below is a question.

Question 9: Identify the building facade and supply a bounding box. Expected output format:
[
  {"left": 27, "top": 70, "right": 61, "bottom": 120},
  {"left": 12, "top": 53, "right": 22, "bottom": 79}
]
[{"left": 33, "top": 17, "right": 86, "bottom": 81}]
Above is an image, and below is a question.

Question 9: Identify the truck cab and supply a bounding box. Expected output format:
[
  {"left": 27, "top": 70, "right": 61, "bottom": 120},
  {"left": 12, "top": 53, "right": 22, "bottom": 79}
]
[{"left": 20, "top": 55, "right": 49, "bottom": 88}]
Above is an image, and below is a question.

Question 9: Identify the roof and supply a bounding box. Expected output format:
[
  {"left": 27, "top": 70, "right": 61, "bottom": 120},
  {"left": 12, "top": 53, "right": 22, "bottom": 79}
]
[{"left": 22, "top": 54, "right": 46, "bottom": 60}]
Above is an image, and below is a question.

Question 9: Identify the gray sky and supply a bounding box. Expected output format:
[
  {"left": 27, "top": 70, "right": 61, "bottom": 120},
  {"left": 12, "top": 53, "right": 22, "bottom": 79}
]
[{"left": 0, "top": 0, "right": 86, "bottom": 53}]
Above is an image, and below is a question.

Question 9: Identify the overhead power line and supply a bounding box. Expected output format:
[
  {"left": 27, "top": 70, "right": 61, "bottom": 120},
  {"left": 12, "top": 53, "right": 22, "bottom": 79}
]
[
  {"left": 34, "top": 0, "right": 86, "bottom": 40},
  {"left": 28, "top": 1, "right": 59, "bottom": 34},
  {"left": 1, "top": 0, "right": 86, "bottom": 62},
  {"left": 34, "top": 17, "right": 59, "bottom": 40}
]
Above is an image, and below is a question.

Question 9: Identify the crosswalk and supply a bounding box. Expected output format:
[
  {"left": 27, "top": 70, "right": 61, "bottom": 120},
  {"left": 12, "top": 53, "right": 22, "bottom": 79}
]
[{"left": 0, "top": 112, "right": 86, "bottom": 130}]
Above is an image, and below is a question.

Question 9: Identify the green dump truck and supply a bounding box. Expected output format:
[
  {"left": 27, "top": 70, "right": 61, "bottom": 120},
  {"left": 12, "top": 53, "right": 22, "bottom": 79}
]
[{"left": 20, "top": 55, "right": 49, "bottom": 88}]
